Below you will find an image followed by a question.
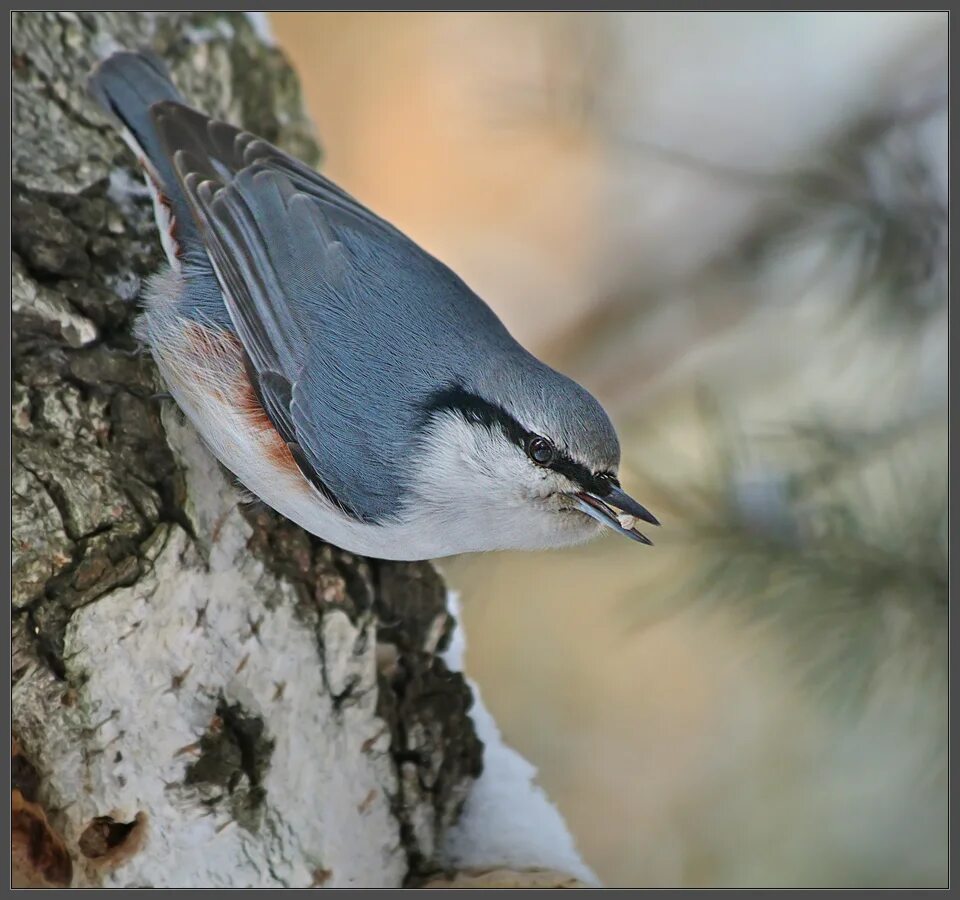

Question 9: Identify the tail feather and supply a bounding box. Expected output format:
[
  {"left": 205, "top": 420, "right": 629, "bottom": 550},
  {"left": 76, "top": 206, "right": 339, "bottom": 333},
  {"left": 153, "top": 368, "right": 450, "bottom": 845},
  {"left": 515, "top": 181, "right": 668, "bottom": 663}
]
[{"left": 89, "top": 50, "right": 199, "bottom": 263}]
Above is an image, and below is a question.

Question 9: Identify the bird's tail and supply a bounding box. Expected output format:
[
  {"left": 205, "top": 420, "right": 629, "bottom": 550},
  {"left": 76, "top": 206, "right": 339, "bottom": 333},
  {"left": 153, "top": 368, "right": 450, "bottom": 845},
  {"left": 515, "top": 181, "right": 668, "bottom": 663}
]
[{"left": 88, "top": 50, "right": 199, "bottom": 261}]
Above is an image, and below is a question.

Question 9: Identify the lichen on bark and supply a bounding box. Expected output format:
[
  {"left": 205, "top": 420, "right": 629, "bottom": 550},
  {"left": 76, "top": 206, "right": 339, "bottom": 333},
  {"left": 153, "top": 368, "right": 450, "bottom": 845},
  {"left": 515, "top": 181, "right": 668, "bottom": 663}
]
[{"left": 12, "top": 11, "right": 482, "bottom": 887}]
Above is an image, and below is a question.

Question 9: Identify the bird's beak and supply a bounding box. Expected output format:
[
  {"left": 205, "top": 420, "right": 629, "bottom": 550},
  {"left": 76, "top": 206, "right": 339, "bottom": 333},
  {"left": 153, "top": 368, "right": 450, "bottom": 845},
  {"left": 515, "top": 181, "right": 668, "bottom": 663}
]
[{"left": 574, "top": 485, "right": 660, "bottom": 546}]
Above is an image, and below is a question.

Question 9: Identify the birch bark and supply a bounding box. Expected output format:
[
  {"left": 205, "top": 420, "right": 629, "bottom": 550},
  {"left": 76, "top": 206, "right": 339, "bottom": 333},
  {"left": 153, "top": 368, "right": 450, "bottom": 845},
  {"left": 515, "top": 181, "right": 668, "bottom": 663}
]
[{"left": 12, "top": 11, "right": 484, "bottom": 887}]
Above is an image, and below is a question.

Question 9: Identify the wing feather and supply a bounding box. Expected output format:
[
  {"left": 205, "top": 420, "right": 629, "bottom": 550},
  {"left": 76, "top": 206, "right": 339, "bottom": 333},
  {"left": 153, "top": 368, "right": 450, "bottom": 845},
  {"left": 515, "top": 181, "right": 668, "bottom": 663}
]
[{"left": 150, "top": 100, "right": 515, "bottom": 523}]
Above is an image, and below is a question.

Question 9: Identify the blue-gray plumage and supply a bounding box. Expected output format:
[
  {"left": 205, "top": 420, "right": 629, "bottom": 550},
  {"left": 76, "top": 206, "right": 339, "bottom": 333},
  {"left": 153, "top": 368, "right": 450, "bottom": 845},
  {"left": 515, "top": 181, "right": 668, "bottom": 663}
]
[{"left": 89, "top": 49, "right": 658, "bottom": 560}]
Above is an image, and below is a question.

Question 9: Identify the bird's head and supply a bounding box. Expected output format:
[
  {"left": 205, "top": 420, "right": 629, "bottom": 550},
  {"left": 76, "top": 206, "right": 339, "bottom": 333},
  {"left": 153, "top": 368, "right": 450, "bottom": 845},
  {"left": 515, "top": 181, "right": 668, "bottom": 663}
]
[{"left": 408, "top": 361, "right": 659, "bottom": 554}]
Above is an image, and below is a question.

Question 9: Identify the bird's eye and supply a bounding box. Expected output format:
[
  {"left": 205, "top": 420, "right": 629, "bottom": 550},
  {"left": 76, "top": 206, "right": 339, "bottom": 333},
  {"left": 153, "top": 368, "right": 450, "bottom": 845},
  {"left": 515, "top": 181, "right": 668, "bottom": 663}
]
[{"left": 526, "top": 436, "right": 556, "bottom": 466}]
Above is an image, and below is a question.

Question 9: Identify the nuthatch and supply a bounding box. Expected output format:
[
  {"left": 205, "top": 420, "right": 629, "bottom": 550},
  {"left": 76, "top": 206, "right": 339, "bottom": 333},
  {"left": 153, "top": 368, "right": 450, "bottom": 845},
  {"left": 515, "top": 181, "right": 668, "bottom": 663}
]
[{"left": 89, "top": 50, "right": 659, "bottom": 560}]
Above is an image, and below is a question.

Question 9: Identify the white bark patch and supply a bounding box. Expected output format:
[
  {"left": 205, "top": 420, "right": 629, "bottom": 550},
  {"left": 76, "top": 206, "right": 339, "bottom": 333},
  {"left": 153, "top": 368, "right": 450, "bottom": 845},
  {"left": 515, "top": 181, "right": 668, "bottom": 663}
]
[{"left": 20, "top": 409, "right": 407, "bottom": 887}]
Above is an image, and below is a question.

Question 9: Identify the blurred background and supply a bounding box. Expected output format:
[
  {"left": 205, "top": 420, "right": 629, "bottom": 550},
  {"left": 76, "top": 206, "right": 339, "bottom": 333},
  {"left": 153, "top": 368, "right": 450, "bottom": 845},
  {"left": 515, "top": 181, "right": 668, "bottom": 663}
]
[{"left": 270, "top": 12, "right": 947, "bottom": 888}]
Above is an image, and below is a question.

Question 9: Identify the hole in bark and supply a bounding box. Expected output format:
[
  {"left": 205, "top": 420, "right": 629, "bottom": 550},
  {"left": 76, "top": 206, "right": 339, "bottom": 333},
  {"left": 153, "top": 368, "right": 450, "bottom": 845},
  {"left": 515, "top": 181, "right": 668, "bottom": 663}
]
[{"left": 78, "top": 812, "right": 146, "bottom": 863}]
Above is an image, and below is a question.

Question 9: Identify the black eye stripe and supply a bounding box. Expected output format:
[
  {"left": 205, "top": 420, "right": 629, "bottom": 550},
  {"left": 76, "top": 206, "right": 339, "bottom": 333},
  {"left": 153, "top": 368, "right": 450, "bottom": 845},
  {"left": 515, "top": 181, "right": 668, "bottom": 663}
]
[
  {"left": 422, "top": 383, "right": 610, "bottom": 493},
  {"left": 550, "top": 456, "right": 608, "bottom": 493},
  {"left": 422, "top": 384, "right": 528, "bottom": 446}
]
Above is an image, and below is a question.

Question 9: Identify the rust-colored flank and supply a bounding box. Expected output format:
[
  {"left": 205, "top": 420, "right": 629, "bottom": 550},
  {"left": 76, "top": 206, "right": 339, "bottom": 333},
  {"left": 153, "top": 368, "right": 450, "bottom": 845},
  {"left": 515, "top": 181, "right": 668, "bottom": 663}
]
[{"left": 181, "top": 321, "right": 307, "bottom": 485}]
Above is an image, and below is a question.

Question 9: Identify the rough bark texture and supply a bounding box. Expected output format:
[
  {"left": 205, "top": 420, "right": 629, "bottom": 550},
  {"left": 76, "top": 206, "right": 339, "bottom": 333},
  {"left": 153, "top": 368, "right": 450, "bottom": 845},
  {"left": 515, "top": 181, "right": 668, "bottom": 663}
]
[{"left": 12, "top": 11, "right": 483, "bottom": 888}]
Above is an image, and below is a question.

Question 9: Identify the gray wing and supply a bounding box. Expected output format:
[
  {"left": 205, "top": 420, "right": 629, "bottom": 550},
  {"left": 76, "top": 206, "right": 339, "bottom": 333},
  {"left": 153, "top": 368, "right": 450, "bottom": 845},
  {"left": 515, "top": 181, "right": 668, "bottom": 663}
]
[{"left": 151, "top": 101, "right": 515, "bottom": 523}]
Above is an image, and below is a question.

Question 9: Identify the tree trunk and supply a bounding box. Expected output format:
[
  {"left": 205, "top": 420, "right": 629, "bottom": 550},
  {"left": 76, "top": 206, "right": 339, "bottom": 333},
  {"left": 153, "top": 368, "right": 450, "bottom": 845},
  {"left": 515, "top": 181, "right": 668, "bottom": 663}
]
[{"left": 12, "top": 11, "right": 492, "bottom": 888}]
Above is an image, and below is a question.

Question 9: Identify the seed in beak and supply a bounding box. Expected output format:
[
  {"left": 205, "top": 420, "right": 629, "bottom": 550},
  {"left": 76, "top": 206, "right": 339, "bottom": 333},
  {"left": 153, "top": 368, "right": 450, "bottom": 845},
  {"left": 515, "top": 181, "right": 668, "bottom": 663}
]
[{"left": 617, "top": 513, "right": 638, "bottom": 531}]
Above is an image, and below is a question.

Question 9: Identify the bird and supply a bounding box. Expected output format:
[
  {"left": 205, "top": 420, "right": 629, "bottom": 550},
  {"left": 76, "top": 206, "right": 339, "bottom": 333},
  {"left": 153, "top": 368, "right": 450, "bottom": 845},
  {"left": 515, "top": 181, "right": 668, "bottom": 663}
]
[{"left": 88, "top": 49, "right": 659, "bottom": 561}]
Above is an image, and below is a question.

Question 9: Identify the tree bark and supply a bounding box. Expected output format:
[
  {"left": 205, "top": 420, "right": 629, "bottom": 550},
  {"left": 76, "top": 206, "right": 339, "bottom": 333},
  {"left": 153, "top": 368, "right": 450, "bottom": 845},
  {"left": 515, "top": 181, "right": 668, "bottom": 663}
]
[{"left": 12, "top": 11, "right": 485, "bottom": 888}]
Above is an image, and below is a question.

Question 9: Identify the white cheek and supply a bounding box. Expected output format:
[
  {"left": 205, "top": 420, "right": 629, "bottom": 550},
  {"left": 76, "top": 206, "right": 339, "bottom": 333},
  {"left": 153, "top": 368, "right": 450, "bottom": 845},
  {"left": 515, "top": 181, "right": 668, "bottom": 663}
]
[{"left": 406, "top": 416, "right": 600, "bottom": 552}]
